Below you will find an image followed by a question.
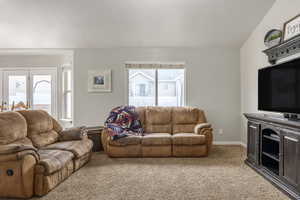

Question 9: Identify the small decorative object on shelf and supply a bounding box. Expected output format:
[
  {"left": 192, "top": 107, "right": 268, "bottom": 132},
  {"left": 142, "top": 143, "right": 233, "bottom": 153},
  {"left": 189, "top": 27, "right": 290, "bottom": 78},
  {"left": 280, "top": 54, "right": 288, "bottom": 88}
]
[
  {"left": 86, "top": 126, "right": 104, "bottom": 152},
  {"left": 11, "top": 101, "right": 29, "bottom": 111},
  {"left": 264, "top": 29, "right": 282, "bottom": 48},
  {"left": 0, "top": 101, "right": 4, "bottom": 112},
  {"left": 0, "top": 101, "right": 8, "bottom": 112},
  {"left": 283, "top": 14, "right": 300, "bottom": 41},
  {"left": 263, "top": 14, "right": 300, "bottom": 65},
  {"left": 263, "top": 34, "right": 300, "bottom": 65}
]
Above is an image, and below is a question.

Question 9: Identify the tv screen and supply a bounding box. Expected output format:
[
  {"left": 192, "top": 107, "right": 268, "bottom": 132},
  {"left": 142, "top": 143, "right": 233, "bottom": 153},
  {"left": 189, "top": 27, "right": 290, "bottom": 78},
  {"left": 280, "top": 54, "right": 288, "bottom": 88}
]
[{"left": 258, "top": 57, "right": 300, "bottom": 114}]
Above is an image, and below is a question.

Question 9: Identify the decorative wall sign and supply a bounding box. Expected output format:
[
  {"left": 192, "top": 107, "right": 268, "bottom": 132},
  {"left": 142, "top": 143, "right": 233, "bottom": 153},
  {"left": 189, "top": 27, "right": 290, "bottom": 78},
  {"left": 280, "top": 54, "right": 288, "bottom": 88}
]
[
  {"left": 283, "top": 14, "right": 300, "bottom": 41},
  {"left": 88, "top": 69, "right": 111, "bottom": 92},
  {"left": 264, "top": 29, "right": 282, "bottom": 47}
]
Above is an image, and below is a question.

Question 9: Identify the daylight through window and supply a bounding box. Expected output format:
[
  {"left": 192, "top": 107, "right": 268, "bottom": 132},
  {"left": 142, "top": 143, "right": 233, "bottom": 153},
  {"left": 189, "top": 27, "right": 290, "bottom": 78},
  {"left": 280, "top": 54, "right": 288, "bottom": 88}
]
[{"left": 128, "top": 64, "right": 185, "bottom": 107}]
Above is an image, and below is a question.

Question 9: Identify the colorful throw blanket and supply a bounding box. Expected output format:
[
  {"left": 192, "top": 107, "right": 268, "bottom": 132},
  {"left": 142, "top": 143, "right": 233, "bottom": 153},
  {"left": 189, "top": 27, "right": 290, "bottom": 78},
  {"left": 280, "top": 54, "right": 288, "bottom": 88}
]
[{"left": 105, "top": 106, "right": 144, "bottom": 140}]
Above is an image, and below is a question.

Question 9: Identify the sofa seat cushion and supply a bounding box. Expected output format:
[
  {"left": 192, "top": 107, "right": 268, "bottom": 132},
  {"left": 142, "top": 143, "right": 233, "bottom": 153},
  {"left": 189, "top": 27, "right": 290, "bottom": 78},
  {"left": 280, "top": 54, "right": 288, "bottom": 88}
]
[
  {"left": 142, "top": 133, "right": 171, "bottom": 146},
  {"left": 38, "top": 149, "right": 74, "bottom": 175},
  {"left": 109, "top": 135, "right": 142, "bottom": 146},
  {"left": 43, "top": 139, "right": 93, "bottom": 158},
  {"left": 172, "top": 133, "right": 206, "bottom": 145}
]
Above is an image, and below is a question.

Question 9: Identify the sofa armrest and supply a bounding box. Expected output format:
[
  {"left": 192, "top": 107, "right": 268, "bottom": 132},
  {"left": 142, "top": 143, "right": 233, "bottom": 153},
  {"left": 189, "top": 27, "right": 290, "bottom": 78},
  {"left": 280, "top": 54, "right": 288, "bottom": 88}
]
[
  {"left": 58, "top": 126, "right": 88, "bottom": 141},
  {"left": 101, "top": 128, "right": 110, "bottom": 153},
  {"left": 194, "top": 123, "right": 213, "bottom": 154},
  {"left": 194, "top": 123, "right": 212, "bottom": 133},
  {"left": 0, "top": 144, "right": 38, "bottom": 198},
  {"left": 0, "top": 144, "right": 39, "bottom": 162}
]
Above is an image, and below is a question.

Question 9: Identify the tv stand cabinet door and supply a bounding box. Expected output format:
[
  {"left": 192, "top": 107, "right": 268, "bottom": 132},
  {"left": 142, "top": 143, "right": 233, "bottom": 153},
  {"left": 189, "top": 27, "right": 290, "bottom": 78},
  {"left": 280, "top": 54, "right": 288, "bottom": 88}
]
[
  {"left": 280, "top": 129, "right": 300, "bottom": 190},
  {"left": 247, "top": 121, "right": 260, "bottom": 165}
]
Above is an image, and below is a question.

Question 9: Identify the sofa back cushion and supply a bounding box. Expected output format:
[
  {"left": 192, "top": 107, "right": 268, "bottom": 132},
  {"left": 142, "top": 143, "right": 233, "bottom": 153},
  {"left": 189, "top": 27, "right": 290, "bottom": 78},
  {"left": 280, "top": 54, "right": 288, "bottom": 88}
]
[
  {"left": 134, "top": 106, "right": 207, "bottom": 134},
  {"left": 145, "top": 107, "right": 172, "bottom": 133},
  {"left": 135, "top": 107, "right": 146, "bottom": 127},
  {"left": 172, "top": 107, "right": 207, "bottom": 134},
  {"left": 18, "top": 110, "right": 60, "bottom": 148},
  {"left": 0, "top": 112, "right": 27, "bottom": 145}
]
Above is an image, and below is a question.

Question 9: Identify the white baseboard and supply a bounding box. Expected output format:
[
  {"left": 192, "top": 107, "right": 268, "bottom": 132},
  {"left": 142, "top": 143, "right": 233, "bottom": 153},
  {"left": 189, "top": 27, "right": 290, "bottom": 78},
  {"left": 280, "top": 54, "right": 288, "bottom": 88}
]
[{"left": 213, "top": 141, "right": 247, "bottom": 148}]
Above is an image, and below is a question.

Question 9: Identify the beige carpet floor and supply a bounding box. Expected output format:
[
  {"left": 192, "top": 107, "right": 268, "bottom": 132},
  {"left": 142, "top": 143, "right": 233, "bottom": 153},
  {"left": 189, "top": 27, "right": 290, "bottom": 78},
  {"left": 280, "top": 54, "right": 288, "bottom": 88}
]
[{"left": 32, "top": 146, "right": 289, "bottom": 200}]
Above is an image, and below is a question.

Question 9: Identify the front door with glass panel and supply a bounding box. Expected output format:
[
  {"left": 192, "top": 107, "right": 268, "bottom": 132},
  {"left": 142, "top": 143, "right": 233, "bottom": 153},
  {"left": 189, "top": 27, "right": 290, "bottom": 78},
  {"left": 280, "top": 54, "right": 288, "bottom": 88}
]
[{"left": 3, "top": 69, "right": 57, "bottom": 116}]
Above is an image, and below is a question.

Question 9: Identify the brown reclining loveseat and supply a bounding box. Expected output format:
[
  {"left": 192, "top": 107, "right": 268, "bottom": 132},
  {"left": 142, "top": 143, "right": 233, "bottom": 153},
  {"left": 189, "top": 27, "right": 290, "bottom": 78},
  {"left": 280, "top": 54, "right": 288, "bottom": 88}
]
[
  {"left": 0, "top": 110, "right": 93, "bottom": 198},
  {"left": 102, "top": 107, "right": 213, "bottom": 157}
]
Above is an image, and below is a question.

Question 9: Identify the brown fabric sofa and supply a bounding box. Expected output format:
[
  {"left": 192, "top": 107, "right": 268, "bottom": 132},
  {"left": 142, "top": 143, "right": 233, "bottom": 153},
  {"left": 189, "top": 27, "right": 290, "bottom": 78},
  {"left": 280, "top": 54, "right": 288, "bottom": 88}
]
[
  {"left": 102, "top": 107, "right": 213, "bottom": 157},
  {"left": 0, "top": 110, "right": 93, "bottom": 198}
]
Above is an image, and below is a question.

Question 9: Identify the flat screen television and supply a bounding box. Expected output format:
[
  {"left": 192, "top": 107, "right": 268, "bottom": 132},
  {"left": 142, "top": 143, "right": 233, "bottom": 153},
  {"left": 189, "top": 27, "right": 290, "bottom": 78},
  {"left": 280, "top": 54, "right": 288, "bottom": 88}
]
[{"left": 258, "top": 57, "right": 300, "bottom": 114}]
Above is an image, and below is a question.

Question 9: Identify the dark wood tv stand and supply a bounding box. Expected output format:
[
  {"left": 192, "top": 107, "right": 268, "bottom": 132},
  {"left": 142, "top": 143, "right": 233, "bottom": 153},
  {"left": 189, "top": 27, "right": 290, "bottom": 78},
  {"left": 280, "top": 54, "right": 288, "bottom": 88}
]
[{"left": 244, "top": 113, "right": 300, "bottom": 199}]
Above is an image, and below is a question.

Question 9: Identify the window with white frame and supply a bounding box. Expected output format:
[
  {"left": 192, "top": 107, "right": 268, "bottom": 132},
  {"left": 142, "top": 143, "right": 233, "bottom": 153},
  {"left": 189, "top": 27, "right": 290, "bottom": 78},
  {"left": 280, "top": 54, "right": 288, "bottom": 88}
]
[
  {"left": 61, "top": 66, "right": 72, "bottom": 120},
  {"left": 127, "top": 63, "right": 185, "bottom": 107},
  {"left": 0, "top": 68, "right": 57, "bottom": 116},
  {"left": 0, "top": 67, "right": 73, "bottom": 122}
]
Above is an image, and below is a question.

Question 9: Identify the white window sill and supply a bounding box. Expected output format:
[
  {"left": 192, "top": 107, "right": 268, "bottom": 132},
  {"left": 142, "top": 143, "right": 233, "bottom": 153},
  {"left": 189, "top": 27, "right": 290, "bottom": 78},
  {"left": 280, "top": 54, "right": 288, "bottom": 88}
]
[{"left": 59, "top": 118, "right": 73, "bottom": 123}]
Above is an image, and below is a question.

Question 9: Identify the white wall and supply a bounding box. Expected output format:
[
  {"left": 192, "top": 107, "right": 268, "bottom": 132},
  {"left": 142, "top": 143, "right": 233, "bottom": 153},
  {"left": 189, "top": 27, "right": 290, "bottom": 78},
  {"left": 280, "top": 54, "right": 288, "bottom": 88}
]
[
  {"left": 0, "top": 55, "right": 67, "bottom": 67},
  {"left": 0, "top": 0, "right": 275, "bottom": 48},
  {"left": 240, "top": 0, "right": 300, "bottom": 144},
  {"left": 74, "top": 47, "right": 241, "bottom": 142}
]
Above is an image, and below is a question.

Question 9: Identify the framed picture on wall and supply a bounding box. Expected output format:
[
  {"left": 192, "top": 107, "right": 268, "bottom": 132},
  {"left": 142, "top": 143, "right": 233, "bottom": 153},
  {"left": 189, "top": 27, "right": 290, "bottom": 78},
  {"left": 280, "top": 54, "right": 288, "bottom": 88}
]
[
  {"left": 283, "top": 14, "right": 300, "bottom": 41},
  {"left": 88, "top": 69, "right": 112, "bottom": 92}
]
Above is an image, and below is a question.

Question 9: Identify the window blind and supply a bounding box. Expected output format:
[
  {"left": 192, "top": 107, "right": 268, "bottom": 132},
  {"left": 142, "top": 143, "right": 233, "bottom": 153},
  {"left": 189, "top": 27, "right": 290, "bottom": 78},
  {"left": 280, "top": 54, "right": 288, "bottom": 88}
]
[{"left": 125, "top": 62, "right": 185, "bottom": 69}]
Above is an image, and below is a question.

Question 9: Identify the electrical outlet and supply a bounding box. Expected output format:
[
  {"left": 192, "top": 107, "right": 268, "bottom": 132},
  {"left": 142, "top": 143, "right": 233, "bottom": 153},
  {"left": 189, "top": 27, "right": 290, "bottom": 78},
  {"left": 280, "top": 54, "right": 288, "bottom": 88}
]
[{"left": 218, "top": 129, "right": 223, "bottom": 134}]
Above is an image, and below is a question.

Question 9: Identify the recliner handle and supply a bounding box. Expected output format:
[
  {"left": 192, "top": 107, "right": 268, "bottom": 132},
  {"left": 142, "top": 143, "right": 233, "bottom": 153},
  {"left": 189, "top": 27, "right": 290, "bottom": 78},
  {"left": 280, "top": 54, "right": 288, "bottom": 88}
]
[{"left": 6, "top": 169, "right": 14, "bottom": 176}]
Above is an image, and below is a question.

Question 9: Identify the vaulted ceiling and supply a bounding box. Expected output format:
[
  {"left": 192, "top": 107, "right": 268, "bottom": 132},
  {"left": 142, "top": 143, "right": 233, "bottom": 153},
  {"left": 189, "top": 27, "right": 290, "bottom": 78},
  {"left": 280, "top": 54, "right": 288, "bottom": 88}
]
[{"left": 0, "top": 0, "right": 275, "bottom": 48}]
